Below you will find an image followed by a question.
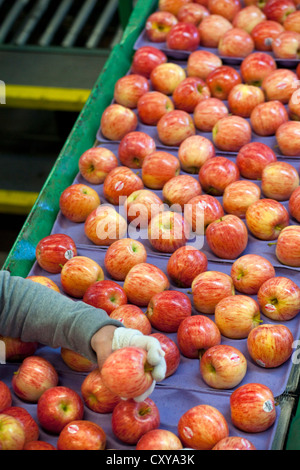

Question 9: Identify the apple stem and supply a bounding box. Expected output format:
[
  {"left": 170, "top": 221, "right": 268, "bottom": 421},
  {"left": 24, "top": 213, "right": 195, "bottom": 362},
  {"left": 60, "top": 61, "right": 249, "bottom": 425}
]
[
  {"left": 237, "top": 272, "right": 244, "bottom": 280},
  {"left": 268, "top": 242, "right": 277, "bottom": 247},
  {"left": 144, "top": 361, "right": 154, "bottom": 374},
  {"left": 198, "top": 349, "right": 205, "bottom": 360}
]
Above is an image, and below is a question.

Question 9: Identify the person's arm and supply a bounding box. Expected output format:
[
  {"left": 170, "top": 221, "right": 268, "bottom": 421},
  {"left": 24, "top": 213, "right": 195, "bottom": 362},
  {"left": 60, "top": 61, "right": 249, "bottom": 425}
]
[{"left": 0, "top": 270, "right": 122, "bottom": 364}]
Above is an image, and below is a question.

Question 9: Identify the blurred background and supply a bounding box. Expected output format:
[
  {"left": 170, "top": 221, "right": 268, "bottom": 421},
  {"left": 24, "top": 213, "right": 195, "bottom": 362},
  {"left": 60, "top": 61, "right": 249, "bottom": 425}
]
[{"left": 0, "top": 0, "right": 135, "bottom": 266}]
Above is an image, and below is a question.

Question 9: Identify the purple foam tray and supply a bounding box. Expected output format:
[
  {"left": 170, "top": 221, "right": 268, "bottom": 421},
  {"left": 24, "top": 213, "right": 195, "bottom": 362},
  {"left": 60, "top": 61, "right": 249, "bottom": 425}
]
[
  {"left": 0, "top": 360, "right": 280, "bottom": 450},
  {"left": 133, "top": 28, "right": 299, "bottom": 69}
]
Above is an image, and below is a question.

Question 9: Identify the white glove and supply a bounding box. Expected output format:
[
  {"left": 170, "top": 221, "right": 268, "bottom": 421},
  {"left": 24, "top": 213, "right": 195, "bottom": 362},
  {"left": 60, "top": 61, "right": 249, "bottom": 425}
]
[{"left": 112, "top": 327, "right": 166, "bottom": 402}]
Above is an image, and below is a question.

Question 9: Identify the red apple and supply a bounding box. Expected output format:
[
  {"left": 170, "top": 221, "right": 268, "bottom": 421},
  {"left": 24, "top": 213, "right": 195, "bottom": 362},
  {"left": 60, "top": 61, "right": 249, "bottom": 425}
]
[
  {"left": 178, "top": 135, "right": 216, "bottom": 173},
  {"left": 60, "top": 348, "right": 96, "bottom": 373},
  {"left": 136, "top": 429, "right": 183, "bottom": 450},
  {"left": 167, "top": 245, "right": 208, "bottom": 288},
  {"left": 0, "top": 414, "right": 26, "bottom": 450},
  {"left": 104, "top": 238, "right": 147, "bottom": 281},
  {"left": 275, "top": 226, "right": 300, "bottom": 267},
  {"left": 289, "top": 186, "right": 300, "bottom": 222},
  {"left": 276, "top": 121, "right": 300, "bottom": 156},
  {"left": 110, "top": 304, "right": 152, "bottom": 335},
  {"left": 37, "top": 386, "right": 84, "bottom": 434},
  {"left": 0, "top": 336, "right": 38, "bottom": 362},
  {"left": 157, "top": 109, "right": 196, "bottom": 146},
  {"left": 78, "top": 147, "right": 118, "bottom": 185},
  {"left": 166, "top": 21, "right": 200, "bottom": 51},
  {"left": 240, "top": 52, "right": 277, "bottom": 87},
  {"left": 0, "top": 382, "right": 12, "bottom": 412},
  {"left": 231, "top": 254, "right": 276, "bottom": 295},
  {"left": 250, "top": 100, "right": 289, "bottom": 136},
  {"left": 158, "top": 0, "right": 193, "bottom": 16},
  {"left": 84, "top": 205, "right": 127, "bottom": 246},
  {"left": 177, "top": 3, "right": 209, "bottom": 25},
  {"left": 184, "top": 194, "right": 224, "bottom": 234},
  {"left": 212, "top": 436, "right": 256, "bottom": 450},
  {"left": 137, "top": 91, "right": 175, "bottom": 126},
  {"left": 23, "top": 441, "right": 57, "bottom": 450},
  {"left": 262, "top": 69, "right": 299, "bottom": 104},
  {"left": 81, "top": 368, "right": 120, "bottom": 414},
  {"left": 114, "top": 74, "right": 149, "bottom": 109},
  {"left": 36, "top": 233, "right": 77, "bottom": 274},
  {"left": 200, "top": 344, "right": 247, "bottom": 389},
  {"left": 236, "top": 142, "right": 277, "bottom": 179},
  {"left": 218, "top": 28, "right": 255, "bottom": 58},
  {"left": 261, "top": 161, "right": 299, "bottom": 201},
  {"left": 177, "top": 315, "right": 221, "bottom": 358},
  {"left": 100, "top": 104, "right": 138, "bottom": 141},
  {"left": 57, "top": 420, "right": 106, "bottom": 450},
  {"left": 199, "top": 156, "right": 240, "bottom": 196},
  {"left": 191, "top": 270, "right": 235, "bottom": 314},
  {"left": 150, "top": 62, "right": 186, "bottom": 95},
  {"left": 198, "top": 14, "right": 233, "bottom": 47},
  {"left": 258, "top": 276, "right": 300, "bottom": 321},
  {"left": 187, "top": 50, "right": 222, "bottom": 81},
  {"left": 228, "top": 84, "right": 265, "bottom": 118},
  {"left": 83, "top": 280, "right": 127, "bottom": 315},
  {"left": 172, "top": 77, "right": 211, "bottom": 113},
  {"left": 150, "top": 332, "right": 180, "bottom": 378},
  {"left": 206, "top": 65, "right": 242, "bottom": 100},
  {"left": 59, "top": 184, "right": 100, "bottom": 223},
  {"left": 245, "top": 198, "right": 290, "bottom": 240},
  {"left": 148, "top": 210, "right": 191, "bottom": 253},
  {"left": 232, "top": 5, "right": 266, "bottom": 33},
  {"left": 25, "top": 275, "right": 60, "bottom": 292},
  {"left": 146, "top": 290, "right": 192, "bottom": 333},
  {"left": 247, "top": 323, "right": 294, "bottom": 368},
  {"left": 60, "top": 255, "right": 104, "bottom": 298},
  {"left": 223, "top": 180, "right": 261, "bottom": 218},
  {"left": 162, "top": 174, "right": 202, "bottom": 209},
  {"left": 12, "top": 356, "right": 59, "bottom": 403},
  {"left": 263, "top": 0, "right": 296, "bottom": 23},
  {"left": 145, "top": 11, "right": 178, "bottom": 42},
  {"left": 178, "top": 404, "right": 229, "bottom": 450},
  {"left": 284, "top": 10, "right": 300, "bottom": 33},
  {"left": 272, "top": 31, "right": 300, "bottom": 59},
  {"left": 111, "top": 398, "right": 160, "bottom": 445},
  {"left": 251, "top": 20, "right": 284, "bottom": 51},
  {"left": 193, "top": 98, "right": 229, "bottom": 132},
  {"left": 124, "top": 189, "right": 164, "bottom": 228},
  {"left": 131, "top": 46, "right": 167, "bottom": 78},
  {"left": 206, "top": 215, "right": 248, "bottom": 260},
  {"left": 103, "top": 166, "right": 144, "bottom": 206},
  {"left": 118, "top": 131, "right": 156, "bottom": 169},
  {"left": 230, "top": 383, "right": 276, "bottom": 432},
  {"left": 215, "top": 295, "right": 261, "bottom": 339},
  {"left": 212, "top": 116, "right": 252, "bottom": 152},
  {"left": 123, "top": 263, "right": 170, "bottom": 307},
  {"left": 289, "top": 89, "right": 300, "bottom": 121},
  {"left": 101, "top": 347, "right": 155, "bottom": 399},
  {"left": 142, "top": 151, "right": 180, "bottom": 190},
  {"left": 208, "top": 0, "right": 241, "bottom": 21}
]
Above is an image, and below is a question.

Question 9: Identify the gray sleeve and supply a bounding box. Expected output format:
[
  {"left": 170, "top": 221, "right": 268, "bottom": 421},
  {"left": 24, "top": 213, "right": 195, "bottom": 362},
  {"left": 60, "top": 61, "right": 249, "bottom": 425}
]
[{"left": 0, "top": 270, "right": 123, "bottom": 362}]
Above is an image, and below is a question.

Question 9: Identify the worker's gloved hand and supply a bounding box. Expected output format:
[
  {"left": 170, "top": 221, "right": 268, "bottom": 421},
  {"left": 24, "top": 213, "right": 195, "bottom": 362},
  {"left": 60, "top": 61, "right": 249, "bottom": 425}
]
[{"left": 112, "top": 327, "right": 166, "bottom": 402}]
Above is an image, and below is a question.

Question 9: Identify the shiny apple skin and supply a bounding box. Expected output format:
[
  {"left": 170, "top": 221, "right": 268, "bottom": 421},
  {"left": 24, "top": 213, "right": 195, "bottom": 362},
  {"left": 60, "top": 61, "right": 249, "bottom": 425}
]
[
  {"left": 245, "top": 198, "right": 290, "bottom": 240},
  {"left": 206, "top": 65, "right": 242, "bottom": 100},
  {"left": 247, "top": 323, "right": 294, "bottom": 368},
  {"left": 212, "top": 116, "right": 252, "bottom": 152},
  {"left": 261, "top": 161, "right": 300, "bottom": 201},
  {"left": 177, "top": 315, "right": 221, "bottom": 358},
  {"left": 136, "top": 429, "right": 183, "bottom": 450},
  {"left": 191, "top": 270, "right": 235, "bottom": 314},
  {"left": 104, "top": 238, "right": 148, "bottom": 281},
  {"left": 142, "top": 151, "right": 180, "bottom": 190},
  {"left": 275, "top": 226, "right": 300, "bottom": 267},
  {"left": 236, "top": 142, "right": 277, "bottom": 179},
  {"left": 157, "top": 110, "right": 196, "bottom": 147},
  {"left": 206, "top": 214, "right": 248, "bottom": 260},
  {"left": 57, "top": 420, "right": 106, "bottom": 450},
  {"left": 137, "top": 91, "right": 174, "bottom": 126},
  {"left": 60, "top": 256, "right": 104, "bottom": 298},
  {"left": 166, "top": 22, "right": 200, "bottom": 51},
  {"left": 240, "top": 52, "right": 277, "bottom": 86},
  {"left": 150, "top": 62, "right": 186, "bottom": 95},
  {"left": 172, "top": 77, "right": 211, "bottom": 113},
  {"left": 262, "top": 69, "right": 299, "bottom": 104},
  {"left": 250, "top": 100, "right": 289, "bottom": 136},
  {"left": 251, "top": 20, "right": 284, "bottom": 51},
  {"left": 187, "top": 50, "right": 222, "bottom": 80},
  {"left": 131, "top": 46, "right": 167, "bottom": 79},
  {"left": 231, "top": 254, "right": 275, "bottom": 295},
  {"left": 230, "top": 383, "right": 276, "bottom": 433},
  {"left": 114, "top": 74, "right": 149, "bottom": 109},
  {"left": 212, "top": 436, "right": 256, "bottom": 450},
  {"left": 145, "top": 11, "right": 178, "bottom": 42},
  {"left": 59, "top": 184, "right": 100, "bottom": 223},
  {"left": 78, "top": 147, "right": 118, "bottom": 184},
  {"left": 257, "top": 276, "right": 300, "bottom": 321},
  {"left": 167, "top": 245, "right": 208, "bottom": 288},
  {"left": 110, "top": 304, "right": 152, "bottom": 335},
  {"left": 289, "top": 186, "right": 300, "bottom": 222},
  {"left": 162, "top": 174, "right": 202, "bottom": 209},
  {"left": 81, "top": 368, "right": 120, "bottom": 414},
  {"left": 223, "top": 180, "right": 261, "bottom": 218},
  {"left": 199, "top": 156, "right": 240, "bottom": 196},
  {"left": 36, "top": 233, "right": 77, "bottom": 273},
  {"left": 103, "top": 166, "right": 144, "bottom": 206},
  {"left": 178, "top": 404, "right": 229, "bottom": 450},
  {"left": 276, "top": 121, "right": 300, "bottom": 157},
  {"left": 146, "top": 290, "right": 192, "bottom": 332},
  {"left": 198, "top": 14, "right": 233, "bottom": 47},
  {"left": 83, "top": 280, "right": 127, "bottom": 315},
  {"left": 148, "top": 211, "right": 191, "bottom": 254},
  {"left": 218, "top": 28, "right": 255, "bottom": 58},
  {"left": 150, "top": 332, "right": 181, "bottom": 378},
  {"left": 194, "top": 98, "right": 229, "bottom": 132},
  {"left": 185, "top": 194, "right": 224, "bottom": 234},
  {"left": 100, "top": 104, "right": 138, "bottom": 141},
  {"left": 228, "top": 84, "right": 265, "bottom": 118},
  {"left": 118, "top": 131, "right": 156, "bottom": 169}
]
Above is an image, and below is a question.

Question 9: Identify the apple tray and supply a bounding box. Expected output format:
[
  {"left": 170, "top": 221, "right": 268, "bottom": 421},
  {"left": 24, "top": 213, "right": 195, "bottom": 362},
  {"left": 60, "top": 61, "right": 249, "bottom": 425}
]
[
  {"left": 96, "top": 66, "right": 300, "bottom": 160},
  {"left": 133, "top": 24, "right": 300, "bottom": 69}
]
